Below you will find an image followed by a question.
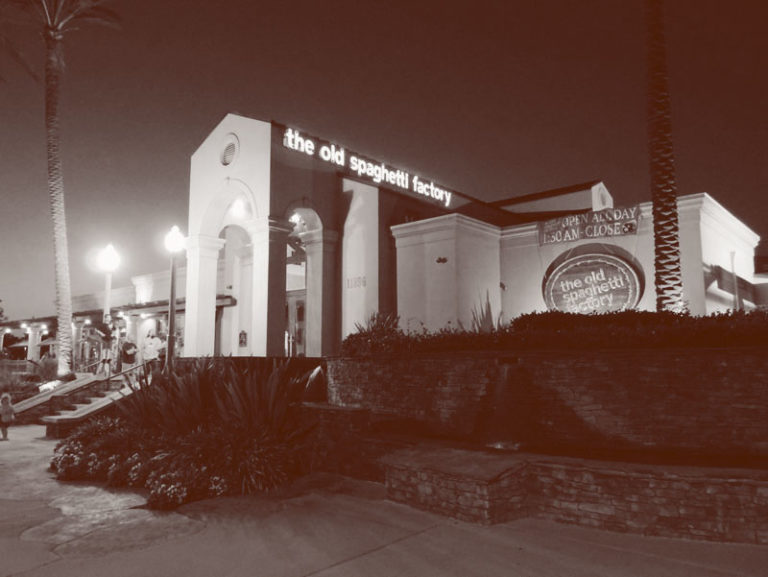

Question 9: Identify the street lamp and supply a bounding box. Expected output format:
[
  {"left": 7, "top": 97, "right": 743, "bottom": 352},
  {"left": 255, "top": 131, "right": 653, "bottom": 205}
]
[
  {"left": 164, "top": 225, "right": 185, "bottom": 373},
  {"left": 97, "top": 244, "right": 120, "bottom": 322}
]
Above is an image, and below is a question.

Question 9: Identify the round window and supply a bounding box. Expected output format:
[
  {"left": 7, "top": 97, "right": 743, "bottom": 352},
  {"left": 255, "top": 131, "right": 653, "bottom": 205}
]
[{"left": 221, "top": 141, "right": 237, "bottom": 166}]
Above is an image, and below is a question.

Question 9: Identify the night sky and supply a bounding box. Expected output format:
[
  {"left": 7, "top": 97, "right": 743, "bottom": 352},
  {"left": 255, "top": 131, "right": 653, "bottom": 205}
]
[{"left": 1, "top": 0, "right": 766, "bottom": 320}]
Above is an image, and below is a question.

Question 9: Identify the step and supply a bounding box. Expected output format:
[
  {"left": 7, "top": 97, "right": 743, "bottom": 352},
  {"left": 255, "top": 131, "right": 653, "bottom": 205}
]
[{"left": 42, "top": 386, "right": 134, "bottom": 438}]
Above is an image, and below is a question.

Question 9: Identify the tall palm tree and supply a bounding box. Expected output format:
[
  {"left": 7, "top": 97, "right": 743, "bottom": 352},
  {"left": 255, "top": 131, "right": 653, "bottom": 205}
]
[
  {"left": 6, "top": 1, "right": 119, "bottom": 377},
  {"left": 646, "top": 0, "right": 684, "bottom": 312}
]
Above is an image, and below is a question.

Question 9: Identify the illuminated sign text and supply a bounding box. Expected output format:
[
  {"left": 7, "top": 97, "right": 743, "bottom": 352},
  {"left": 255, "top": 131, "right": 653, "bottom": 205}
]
[
  {"left": 539, "top": 206, "right": 639, "bottom": 245},
  {"left": 543, "top": 254, "right": 641, "bottom": 313},
  {"left": 282, "top": 128, "right": 453, "bottom": 209}
]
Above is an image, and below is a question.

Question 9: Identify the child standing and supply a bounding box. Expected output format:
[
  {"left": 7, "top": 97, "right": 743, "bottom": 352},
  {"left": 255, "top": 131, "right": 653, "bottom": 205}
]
[{"left": 0, "top": 393, "right": 14, "bottom": 440}]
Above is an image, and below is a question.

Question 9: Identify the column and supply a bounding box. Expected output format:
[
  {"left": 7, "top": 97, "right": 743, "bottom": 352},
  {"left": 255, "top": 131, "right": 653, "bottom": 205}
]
[
  {"left": 26, "top": 325, "right": 42, "bottom": 363},
  {"left": 182, "top": 234, "right": 225, "bottom": 357},
  {"left": 300, "top": 229, "right": 339, "bottom": 357}
]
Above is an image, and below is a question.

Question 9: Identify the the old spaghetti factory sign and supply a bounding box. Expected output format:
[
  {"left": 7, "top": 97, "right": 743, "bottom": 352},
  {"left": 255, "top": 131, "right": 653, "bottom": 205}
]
[
  {"left": 543, "top": 254, "right": 641, "bottom": 313},
  {"left": 539, "top": 207, "right": 639, "bottom": 245},
  {"left": 282, "top": 127, "right": 453, "bottom": 209}
]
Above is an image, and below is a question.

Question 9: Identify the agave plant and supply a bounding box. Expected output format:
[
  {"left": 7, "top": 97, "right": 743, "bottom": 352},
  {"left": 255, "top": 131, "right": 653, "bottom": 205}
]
[
  {"left": 53, "top": 359, "right": 320, "bottom": 507},
  {"left": 470, "top": 291, "right": 504, "bottom": 333}
]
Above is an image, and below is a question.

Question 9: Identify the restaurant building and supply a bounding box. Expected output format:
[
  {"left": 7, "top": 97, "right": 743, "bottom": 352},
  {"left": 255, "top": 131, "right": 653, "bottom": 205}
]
[
  {"left": 3, "top": 113, "right": 767, "bottom": 362},
  {"left": 180, "top": 114, "right": 767, "bottom": 357}
]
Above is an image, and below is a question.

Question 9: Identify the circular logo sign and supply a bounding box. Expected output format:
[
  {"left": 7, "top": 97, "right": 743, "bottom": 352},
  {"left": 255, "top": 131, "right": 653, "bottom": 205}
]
[{"left": 543, "top": 254, "right": 641, "bottom": 313}]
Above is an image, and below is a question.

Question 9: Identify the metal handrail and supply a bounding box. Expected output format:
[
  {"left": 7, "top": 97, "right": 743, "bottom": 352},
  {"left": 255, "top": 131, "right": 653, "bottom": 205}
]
[{"left": 75, "top": 359, "right": 104, "bottom": 374}]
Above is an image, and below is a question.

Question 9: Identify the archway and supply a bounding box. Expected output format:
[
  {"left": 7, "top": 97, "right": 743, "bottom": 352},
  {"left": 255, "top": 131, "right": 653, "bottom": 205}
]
[
  {"left": 284, "top": 206, "right": 338, "bottom": 356},
  {"left": 216, "top": 224, "right": 252, "bottom": 355}
]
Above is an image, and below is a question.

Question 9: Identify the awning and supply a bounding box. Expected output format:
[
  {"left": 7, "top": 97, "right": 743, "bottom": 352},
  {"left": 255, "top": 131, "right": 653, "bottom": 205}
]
[{"left": 112, "top": 295, "right": 237, "bottom": 317}]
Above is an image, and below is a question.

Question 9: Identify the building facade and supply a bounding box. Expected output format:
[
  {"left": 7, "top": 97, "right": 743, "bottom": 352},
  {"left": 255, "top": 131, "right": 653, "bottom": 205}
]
[
  {"left": 182, "top": 114, "right": 767, "bottom": 357},
  {"left": 3, "top": 112, "right": 766, "bottom": 362}
]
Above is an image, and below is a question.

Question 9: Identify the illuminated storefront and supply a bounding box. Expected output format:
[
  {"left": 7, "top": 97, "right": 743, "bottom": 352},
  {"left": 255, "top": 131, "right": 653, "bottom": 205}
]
[
  {"left": 5, "top": 113, "right": 765, "bottom": 360},
  {"left": 179, "top": 113, "right": 767, "bottom": 356}
]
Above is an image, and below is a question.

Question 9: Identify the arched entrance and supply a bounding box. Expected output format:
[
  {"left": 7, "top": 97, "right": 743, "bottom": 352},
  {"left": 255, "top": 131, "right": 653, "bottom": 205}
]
[
  {"left": 184, "top": 115, "right": 340, "bottom": 357},
  {"left": 285, "top": 221, "right": 306, "bottom": 356},
  {"left": 284, "top": 206, "right": 339, "bottom": 357},
  {"left": 216, "top": 224, "right": 252, "bottom": 355}
]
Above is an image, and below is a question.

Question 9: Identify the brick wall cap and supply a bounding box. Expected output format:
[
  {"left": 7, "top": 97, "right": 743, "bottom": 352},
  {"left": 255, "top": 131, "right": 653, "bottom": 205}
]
[
  {"left": 530, "top": 454, "right": 768, "bottom": 482},
  {"left": 381, "top": 446, "right": 526, "bottom": 481}
]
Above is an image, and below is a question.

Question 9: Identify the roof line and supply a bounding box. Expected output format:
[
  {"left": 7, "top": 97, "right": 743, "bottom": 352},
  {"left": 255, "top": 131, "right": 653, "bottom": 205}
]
[{"left": 490, "top": 180, "right": 602, "bottom": 207}]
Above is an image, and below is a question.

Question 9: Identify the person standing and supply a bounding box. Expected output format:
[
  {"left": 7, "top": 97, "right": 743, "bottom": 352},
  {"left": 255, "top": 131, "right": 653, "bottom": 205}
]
[
  {"left": 142, "top": 332, "right": 163, "bottom": 376},
  {"left": 121, "top": 339, "right": 139, "bottom": 386},
  {"left": 0, "top": 393, "right": 15, "bottom": 441}
]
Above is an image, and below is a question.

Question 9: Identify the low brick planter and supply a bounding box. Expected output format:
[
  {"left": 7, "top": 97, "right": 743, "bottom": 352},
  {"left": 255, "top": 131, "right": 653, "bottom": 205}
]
[
  {"left": 379, "top": 446, "right": 768, "bottom": 544},
  {"left": 382, "top": 448, "right": 528, "bottom": 524},
  {"left": 533, "top": 458, "right": 768, "bottom": 543}
]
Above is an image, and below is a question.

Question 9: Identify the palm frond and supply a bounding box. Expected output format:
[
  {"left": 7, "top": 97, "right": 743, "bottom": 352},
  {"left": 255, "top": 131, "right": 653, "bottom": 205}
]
[
  {"left": 0, "top": 32, "right": 38, "bottom": 81},
  {"left": 59, "top": 2, "right": 121, "bottom": 30}
]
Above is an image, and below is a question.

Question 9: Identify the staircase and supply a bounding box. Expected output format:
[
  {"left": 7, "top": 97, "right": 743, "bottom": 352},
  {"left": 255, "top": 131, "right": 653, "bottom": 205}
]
[
  {"left": 14, "top": 371, "right": 135, "bottom": 438},
  {"left": 41, "top": 383, "right": 135, "bottom": 438}
]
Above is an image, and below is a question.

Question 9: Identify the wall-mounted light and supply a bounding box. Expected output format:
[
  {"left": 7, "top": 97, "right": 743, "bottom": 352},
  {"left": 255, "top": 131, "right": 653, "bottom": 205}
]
[{"left": 436, "top": 257, "right": 448, "bottom": 264}]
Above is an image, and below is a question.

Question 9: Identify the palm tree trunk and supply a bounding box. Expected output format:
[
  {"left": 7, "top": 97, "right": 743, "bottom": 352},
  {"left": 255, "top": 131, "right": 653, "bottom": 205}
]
[
  {"left": 45, "top": 29, "right": 74, "bottom": 376},
  {"left": 647, "top": 0, "right": 684, "bottom": 312}
]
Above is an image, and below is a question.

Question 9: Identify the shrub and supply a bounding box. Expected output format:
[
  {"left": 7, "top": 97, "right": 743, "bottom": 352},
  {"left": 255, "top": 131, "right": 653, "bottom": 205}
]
[
  {"left": 340, "top": 309, "right": 768, "bottom": 356},
  {"left": 50, "top": 360, "right": 319, "bottom": 509}
]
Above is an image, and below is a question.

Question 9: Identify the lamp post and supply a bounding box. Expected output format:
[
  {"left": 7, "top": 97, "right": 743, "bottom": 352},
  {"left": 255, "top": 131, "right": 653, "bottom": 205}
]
[
  {"left": 97, "top": 244, "right": 120, "bottom": 378},
  {"left": 97, "top": 244, "right": 120, "bottom": 323},
  {"left": 164, "top": 226, "right": 185, "bottom": 374}
]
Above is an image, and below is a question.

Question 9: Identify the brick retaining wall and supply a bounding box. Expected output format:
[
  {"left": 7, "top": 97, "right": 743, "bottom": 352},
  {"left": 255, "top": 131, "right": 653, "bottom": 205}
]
[
  {"left": 327, "top": 356, "right": 493, "bottom": 437},
  {"left": 533, "top": 459, "right": 768, "bottom": 543},
  {"left": 327, "top": 348, "right": 768, "bottom": 465},
  {"left": 380, "top": 447, "right": 768, "bottom": 544}
]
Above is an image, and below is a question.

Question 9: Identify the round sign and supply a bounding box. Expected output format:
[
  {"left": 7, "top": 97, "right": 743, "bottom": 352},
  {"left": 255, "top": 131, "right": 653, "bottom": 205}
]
[{"left": 543, "top": 253, "right": 641, "bottom": 313}]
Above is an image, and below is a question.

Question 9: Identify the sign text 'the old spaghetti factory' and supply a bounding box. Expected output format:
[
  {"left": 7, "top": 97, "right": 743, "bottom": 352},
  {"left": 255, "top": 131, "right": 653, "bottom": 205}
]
[{"left": 282, "top": 127, "right": 453, "bottom": 209}]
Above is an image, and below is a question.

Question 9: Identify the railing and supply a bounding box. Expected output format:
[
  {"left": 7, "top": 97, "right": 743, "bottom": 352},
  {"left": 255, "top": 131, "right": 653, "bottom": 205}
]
[{"left": 75, "top": 358, "right": 103, "bottom": 374}]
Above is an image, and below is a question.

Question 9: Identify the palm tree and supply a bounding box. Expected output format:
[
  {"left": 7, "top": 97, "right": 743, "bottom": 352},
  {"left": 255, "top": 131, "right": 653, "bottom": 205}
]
[
  {"left": 5, "top": 1, "right": 119, "bottom": 377},
  {"left": 646, "top": 0, "right": 684, "bottom": 312}
]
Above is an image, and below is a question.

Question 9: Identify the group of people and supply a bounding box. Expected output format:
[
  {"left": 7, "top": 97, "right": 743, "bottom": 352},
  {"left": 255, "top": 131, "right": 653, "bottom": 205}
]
[
  {"left": 0, "top": 331, "right": 168, "bottom": 442},
  {"left": 116, "top": 332, "right": 166, "bottom": 383},
  {"left": 97, "top": 330, "right": 167, "bottom": 386}
]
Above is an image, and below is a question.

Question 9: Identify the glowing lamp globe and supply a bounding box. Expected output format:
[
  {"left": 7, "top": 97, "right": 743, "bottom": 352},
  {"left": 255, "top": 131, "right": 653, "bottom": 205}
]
[
  {"left": 97, "top": 244, "right": 120, "bottom": 273},
  {"left": 165, "top": 226, "right": 185, "bottom": 253}
]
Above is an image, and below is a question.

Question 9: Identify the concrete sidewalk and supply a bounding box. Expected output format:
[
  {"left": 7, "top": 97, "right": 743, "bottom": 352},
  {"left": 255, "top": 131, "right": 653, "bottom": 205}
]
[{"left": 1, "top": 424, "right": 767, "bottom": 577}]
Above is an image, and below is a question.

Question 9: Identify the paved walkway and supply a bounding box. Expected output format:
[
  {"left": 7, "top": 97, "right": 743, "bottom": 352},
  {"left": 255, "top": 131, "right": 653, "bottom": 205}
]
[{"left": 1, "top": 424, "right": 767, "bottom": 577}]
